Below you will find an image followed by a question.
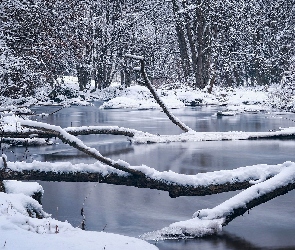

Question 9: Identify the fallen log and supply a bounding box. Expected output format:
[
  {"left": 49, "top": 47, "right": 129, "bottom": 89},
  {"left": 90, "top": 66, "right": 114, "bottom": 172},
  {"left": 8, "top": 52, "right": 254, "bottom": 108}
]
[
  {"left": 0, "top": 168, "right": 254, "bottom": 198},
  {"left": 0, "top": 159, "right": 286, "bottom": 198}
]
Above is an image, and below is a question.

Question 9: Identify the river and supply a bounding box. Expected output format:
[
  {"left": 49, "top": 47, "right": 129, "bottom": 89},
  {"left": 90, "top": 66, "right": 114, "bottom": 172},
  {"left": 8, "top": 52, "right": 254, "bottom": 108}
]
[{"left": 7, "top": 103, "right": 295, "bottom": 250}]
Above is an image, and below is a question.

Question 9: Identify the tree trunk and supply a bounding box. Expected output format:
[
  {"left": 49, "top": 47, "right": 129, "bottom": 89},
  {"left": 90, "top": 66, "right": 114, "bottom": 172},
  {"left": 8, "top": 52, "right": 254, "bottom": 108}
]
[
  {"left": 171, "top": 0, "right": 191, "bottom": 80},
  {"left": 76, "top": 64, "right": 90, "bottom": 91}
]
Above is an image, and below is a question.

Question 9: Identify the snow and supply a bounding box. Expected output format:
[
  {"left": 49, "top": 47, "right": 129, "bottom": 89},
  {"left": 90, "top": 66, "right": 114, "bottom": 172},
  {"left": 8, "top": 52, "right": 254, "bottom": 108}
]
[
  {"left": 2, "top": 158, "right": 294, "bottom": 244},
  {"left": 141, "top": 217, "right": 223, "bottom": 240},
  {"left": 99, "top": 86, "right": 185, "bottom": 110},
  {"left": 2, "top": 112, "right": 295, "bottom": 146},
  {"left": 97, "top": 85, "right": 269, "bottom": 111},
  {"left": 1, "top": 83, "right": 295, "bottom": 247},
  {"left": 0, "top": 192, "right": 157, "bottom": 250},
  {"left": 1, "top": 157, "right": 287, "bottom": 198},
  {"left": 131, "top": 162, "right": 285, "bottom": 187},
  {"left": 141, "top": 162, "right": 295, "bottom": 240},
  {"left": 3, "top": 180, "right": 44, "bottom": 197},
  {"left": 0, "top": 82, "right": 288, "bottom": 112},
  {"left": 130, "top": 128, "right": 295, "bottom": 144},
  {"left": 1, "top": 159, "right": 129, "bottom": 177},
  {"left": 125, "top": 54, "right": 144, "bottom": 60}
]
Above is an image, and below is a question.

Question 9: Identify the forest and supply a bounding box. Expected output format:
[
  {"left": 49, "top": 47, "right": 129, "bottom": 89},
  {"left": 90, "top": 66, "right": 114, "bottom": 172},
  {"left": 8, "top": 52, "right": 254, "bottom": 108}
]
[
  {"left": 1, "top": 1, "right": 295, "bottom": 250},
  {"left": 1, "top": 0, "right": 294, "bottom": 97}
]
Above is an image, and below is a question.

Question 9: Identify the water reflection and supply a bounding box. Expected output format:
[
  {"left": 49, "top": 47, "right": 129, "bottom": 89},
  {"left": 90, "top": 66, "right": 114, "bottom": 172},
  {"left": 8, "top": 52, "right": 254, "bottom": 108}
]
[
  {"left": 7, "top": 104, "right": 295, "bottom": 250},
  {"left": 156, "top": 232, "right": 295, "bottom": 250}
]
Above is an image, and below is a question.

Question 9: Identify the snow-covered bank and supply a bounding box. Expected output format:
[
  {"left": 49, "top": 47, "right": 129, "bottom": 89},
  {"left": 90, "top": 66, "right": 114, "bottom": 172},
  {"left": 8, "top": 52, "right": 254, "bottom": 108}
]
[
  {"left": 0, "top": 81, "right": 276, "bottom": 112},
  {"left": 96, "top": 85, "right": 271, "bottom": 111},
  {"left": 0, "top": 183, "right": 157, "bottom": 250}
]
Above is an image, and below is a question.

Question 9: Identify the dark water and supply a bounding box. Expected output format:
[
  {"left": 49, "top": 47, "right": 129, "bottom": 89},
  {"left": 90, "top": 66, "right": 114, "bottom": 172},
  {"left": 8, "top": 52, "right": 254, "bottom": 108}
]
[{"left": 7, "top": 103, "right": 295, "bottom": 250}]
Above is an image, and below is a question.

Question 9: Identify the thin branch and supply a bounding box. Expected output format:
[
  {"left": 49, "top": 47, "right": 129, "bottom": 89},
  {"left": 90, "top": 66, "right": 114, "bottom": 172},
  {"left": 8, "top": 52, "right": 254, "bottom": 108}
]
[
  {"left": 20, "top": 120, "right": 145, "bottom": 177},
  {"left": 126, "top": 54, "right": 191, "bottom": 132}
]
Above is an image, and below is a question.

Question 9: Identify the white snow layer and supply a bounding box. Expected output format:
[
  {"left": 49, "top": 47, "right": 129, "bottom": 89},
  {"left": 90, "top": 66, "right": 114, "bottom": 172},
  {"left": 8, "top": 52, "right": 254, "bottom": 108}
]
[
  {"left": 0, "top": 192, "right": 157, "bottom": 250},
  {"left": 98, "top": 85, "right": 270, "bottom": 110},
  {"left": 3, "top": 180, "right": 44, "bottom": 197}
]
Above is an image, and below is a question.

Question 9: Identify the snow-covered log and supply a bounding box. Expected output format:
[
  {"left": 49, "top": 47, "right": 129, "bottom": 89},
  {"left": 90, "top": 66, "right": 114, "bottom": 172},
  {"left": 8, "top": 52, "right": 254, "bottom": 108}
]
[
  {"left": 3, "top": 126, "right": 295, "bottom": 143},
  {"left": 1, "top": 125, "right": 151, "bottom": 139},
  {"left": 0, "top": 157, "right": 289, "bottom": 198}
]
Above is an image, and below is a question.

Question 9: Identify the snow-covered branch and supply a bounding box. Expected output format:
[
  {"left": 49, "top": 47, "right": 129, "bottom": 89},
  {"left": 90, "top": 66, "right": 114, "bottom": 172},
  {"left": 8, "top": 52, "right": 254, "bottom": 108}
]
[
  {"left": 141, "top": 162, "right": 295, "bottom": 240},
  {"left": 19, "top": 120, "right": 145, "bottom": 177},
  {"left": 0, "top": 155, "right": 289, "bottom": 198},
  {"left": 3, "top": 125, "right": 295, "bottom": 143},
  {"left": 127, "top": 55, "right": 192, "bottom": 133}
]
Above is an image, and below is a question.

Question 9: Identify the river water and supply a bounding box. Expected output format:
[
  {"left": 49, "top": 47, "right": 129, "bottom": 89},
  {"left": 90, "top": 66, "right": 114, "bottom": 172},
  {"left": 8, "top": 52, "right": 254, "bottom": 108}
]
[{"left": 8, "top": 103, "right": 295, "bottom": 250}]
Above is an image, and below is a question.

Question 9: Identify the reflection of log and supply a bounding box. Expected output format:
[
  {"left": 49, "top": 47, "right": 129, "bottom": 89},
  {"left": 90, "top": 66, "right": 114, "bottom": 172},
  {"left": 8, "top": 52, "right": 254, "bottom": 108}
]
[{"left": 0, "top": 168, "right": 253, "bottom": 198}]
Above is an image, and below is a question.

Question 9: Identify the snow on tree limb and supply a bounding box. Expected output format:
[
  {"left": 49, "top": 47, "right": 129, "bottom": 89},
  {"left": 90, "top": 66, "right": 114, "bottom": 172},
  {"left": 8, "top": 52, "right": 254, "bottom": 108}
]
[
  {"left": 126, "top": 55, "right": 192, "bottom": 132},
  {"left": 125, "top": 54, "right": 145, "bottom": 60},
  {"left": 0, "top": 154, "right": 288, "bottom": 198},
  {"left": 19, "top": 120, "right": 145, "bottom": 177},
  {"left": 3, "top": 126, "right": 295, "bottom": 143},
  {"left": 141, "top": 163, "right": 295, "bottom": 240}
]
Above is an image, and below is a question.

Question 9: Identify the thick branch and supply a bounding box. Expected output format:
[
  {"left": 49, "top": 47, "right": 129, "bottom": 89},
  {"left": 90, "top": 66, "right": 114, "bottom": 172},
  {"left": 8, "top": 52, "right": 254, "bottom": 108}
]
[
  {"left": 0, "top": 160, "right": 285, "bottom": 198},
  {"left": 0, "top": 126, "right": 145, "bottom": 139},
  {"left": 196, "top": 166, "right": 295, "bottom": 226},
  {"left": 0, "top": 168, "right": 254, "bottom": 198}
]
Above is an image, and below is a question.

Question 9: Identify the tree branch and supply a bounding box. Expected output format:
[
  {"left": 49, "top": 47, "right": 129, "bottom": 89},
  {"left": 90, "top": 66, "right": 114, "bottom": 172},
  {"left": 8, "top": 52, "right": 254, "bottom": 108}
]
[
  {"left": 141, "top": 165, "right": 295, "bottom": 240},
  {"left": 0, "top": 159, "right": 285, "bottom": 198},
  {"left": 126, "top": 54, "right": 191, "bottom": 132},
  {"left": 20, "top": 120, "right": 145, "bottom": 177}
]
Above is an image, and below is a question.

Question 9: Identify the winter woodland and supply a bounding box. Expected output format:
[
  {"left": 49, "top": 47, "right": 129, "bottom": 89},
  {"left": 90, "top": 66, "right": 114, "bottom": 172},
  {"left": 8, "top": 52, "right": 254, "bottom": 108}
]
[{"left": 1, "top": 1, "right": 295, "bottom": 249}]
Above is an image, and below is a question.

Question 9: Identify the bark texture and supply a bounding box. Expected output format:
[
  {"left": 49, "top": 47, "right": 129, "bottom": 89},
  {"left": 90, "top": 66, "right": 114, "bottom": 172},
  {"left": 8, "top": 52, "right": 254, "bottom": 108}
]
[{"left": 0, "top": 168, "right": 254, "bottom": 198}]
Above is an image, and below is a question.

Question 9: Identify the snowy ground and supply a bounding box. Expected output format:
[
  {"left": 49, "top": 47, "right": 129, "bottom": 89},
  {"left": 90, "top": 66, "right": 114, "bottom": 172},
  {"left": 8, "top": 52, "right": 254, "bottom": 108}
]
[
  {"left": 0, "top": 181, "right": 157, "bottom": 250},
  {"left": 0, "top": 76, "right": 277, "bottom": 113}
]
